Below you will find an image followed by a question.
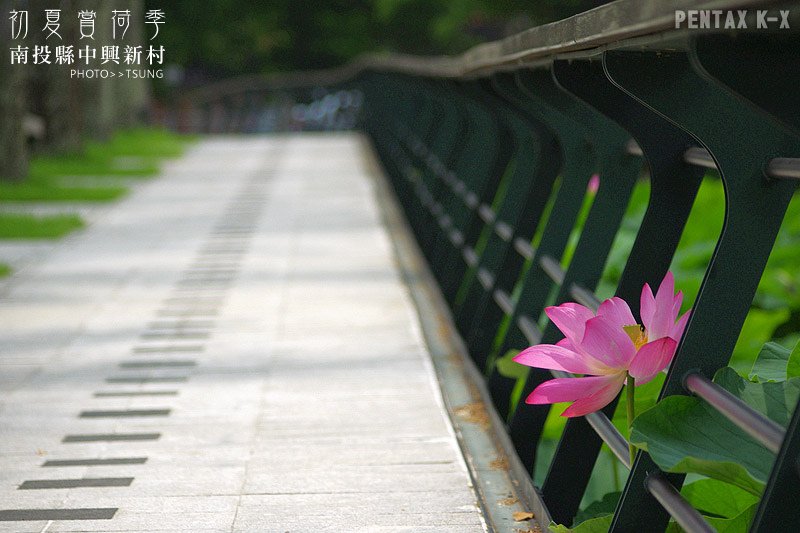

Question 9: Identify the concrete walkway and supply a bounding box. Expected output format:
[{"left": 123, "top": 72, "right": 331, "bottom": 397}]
[{"left": 0, "top": 134, "right": 486, "bottom": 532}]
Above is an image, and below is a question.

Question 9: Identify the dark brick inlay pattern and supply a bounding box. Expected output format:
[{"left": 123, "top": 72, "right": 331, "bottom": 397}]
[
  {"left": 19, "top": 477, "right": 133, "bottom": 490},
  {"left": 0, "top": 508, "right": 117, "bottom": 521}
]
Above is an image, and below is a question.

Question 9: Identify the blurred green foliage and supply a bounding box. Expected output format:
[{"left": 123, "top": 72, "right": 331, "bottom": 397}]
[
  {"left": 0, "top": 213, "right": 84, "bottom": 239},
  {"left": 148, "top": 0, "right": 606, "bottom": 77},
  {"left": 0, "top": 128, "right": 193, "bottom": 202}
]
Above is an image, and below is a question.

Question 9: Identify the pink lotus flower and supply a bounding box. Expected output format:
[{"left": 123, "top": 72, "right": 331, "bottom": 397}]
[
  {"left": 513, "top": 272, "right": 690, "bottom": 417},
  {"left": 587, "top": 174, "right": 600, "bottom": 194}
]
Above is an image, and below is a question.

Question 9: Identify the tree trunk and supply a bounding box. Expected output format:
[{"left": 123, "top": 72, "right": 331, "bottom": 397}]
[
  {"left": 113, "top": 0, "right": 149, "bottom": 127},
  {"left": 79, "top": 0, "right": 113, "bottom": 140},
  {"left": 38, "top": 0, "right": 84, "bottom": 153},
  {"left": 0, "top": 0, "right": 29, "bottom": 181}
]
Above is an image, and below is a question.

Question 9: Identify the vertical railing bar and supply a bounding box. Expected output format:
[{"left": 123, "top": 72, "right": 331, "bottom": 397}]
[
  {"left": 750, "top": 394, "right": 800, "bottom": 531},
  {"left": 601, "top": 40, "right": 799, "bottom": 532}
]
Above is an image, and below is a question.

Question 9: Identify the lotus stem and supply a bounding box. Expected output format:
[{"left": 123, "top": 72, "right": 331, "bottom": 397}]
[{"left": 626, "top": 372, "right": 636, "bottom": 467}]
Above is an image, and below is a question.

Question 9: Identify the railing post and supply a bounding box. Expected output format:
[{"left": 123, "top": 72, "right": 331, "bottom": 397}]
[
  {"left": 355, "top": 10, "right": 800, "bottom": 532},
  {"left": 750, "top": 395, "right": 800, "bottom": 532},
  {"left": 452, "top": 79, "right": 559, "bottom": 366},
  {"left": 483, "top": 69, "right": 598, "bottom": 420},
  {"left": 408, "top": 79, "right": 469, "bottom": 260},
  {"left": 526, "top": 55, "right": 707, "bottom": 526},
  {"left": 603, "top": 37, "right": 800, "bottom": 533},
  {"left": 457, "top": 75, "right": 561, "bottom": 364},
  {"left": 505, "top": 66, "right": 642, "bottom": 484},
  {"left": 433, "top": 82, "right": 514, "bottom": 305}
]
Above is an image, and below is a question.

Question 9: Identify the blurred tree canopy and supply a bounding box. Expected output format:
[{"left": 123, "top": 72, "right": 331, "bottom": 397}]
[{"left": 146, "top": 0, "right": 606, "bottom": 82}]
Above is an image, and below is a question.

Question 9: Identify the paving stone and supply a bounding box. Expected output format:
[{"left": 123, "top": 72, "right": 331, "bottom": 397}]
[{"left": 0, "top": 134, "right": 485, "bottom": 532}]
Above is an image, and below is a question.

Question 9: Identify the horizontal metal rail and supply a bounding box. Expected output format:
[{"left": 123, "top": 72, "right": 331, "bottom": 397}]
[
  {"left": 684, "top": 372, "right": 785, "bottom": 454},
  {"left": 683, "top": 147, "right": 717, "bottom": 170},
  {"left": 513, "top": 237, "right": 534, "bottom": 260},
  {"left": 586, "top": 411, "right": 631, "bottom": 469},
  {"left": 462, "top": 246, "right": 479, "bottom": 267},
  {"left": 450, "top": 229, "right": 464, "bottom": 247},
  {"left": 767, "top": 158, "right": 800, "bottom": 180},
  {"left": 552, "top": 371, "right": 631, "bottom": 468},
  {"left": 537, "top": 255, "right": 602, "bottom": 311},
  {"left": 494, "top": 220, "right": 514, "bottom": 242},
  {"left": 464, "top": 191, "right": 480, "bottom": 209},
  {"left": 646, "top": 474, "right": 716, "bottom": 533},
  {"left": 569, "top": 283, "right": 602, "bottom": 312},
  {"left": 539, "top": 254, "right": 565, "bottom": 285},
  {"left": 477, "top": 267, "right": 495, "bottom": 290},
  {"left": 492, "top": 289, "right": 514, "bottom": 315},
  {"left": 516, "top": 315, "right": 542, "bottom": 345},
  {"left": 478, "top": 204, "right": 496, "bottom": 224},
  {"left": 627, "top": 139, "right": 800, "bottom": 180}
]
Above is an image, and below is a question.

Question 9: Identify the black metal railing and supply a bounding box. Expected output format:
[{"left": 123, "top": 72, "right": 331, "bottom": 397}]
[{"left": 177, "top": 1, "right": 800, "bottom": 531}]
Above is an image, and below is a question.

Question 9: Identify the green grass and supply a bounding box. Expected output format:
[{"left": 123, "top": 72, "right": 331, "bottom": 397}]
[
  {"left": 0, "top": 128, "right": 193, "bottom": 274},
  {"left": 0, "top": 213, "right": 85, "bottom": 239},
  {"left": 107, "top": 128, "right": 197, "bottom": 158},
  {"left": 0, "top": 128, "right": 194, "bottom": 202},
  {"left": 30, "top": 154, "right": 159, "bottom": 178},
  {"left": 30, "top": 128, "right": 194, "bottom": 179},
  {"left": 0, "top": 177, "right": 127, "bottom": 202}
]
